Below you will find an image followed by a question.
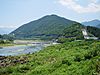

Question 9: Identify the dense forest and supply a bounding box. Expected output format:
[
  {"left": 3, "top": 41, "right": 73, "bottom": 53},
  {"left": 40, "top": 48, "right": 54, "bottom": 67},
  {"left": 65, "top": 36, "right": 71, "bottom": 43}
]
[
  {"left": 96, "top": 24, "right": 100, "bottom": 28},
  {"left": 10, "top": 15, "right": 77, "bottom": 39},
  {"left": 87, "top": 26, "right": 100, "bottom": 39},
  {"left": 0, "top": 34, "right": 14, "bottom": 44},
  {"left": 62, "top": 23, "right": 84, "bottom": 39},
  {"left": 0, "top": 40, "right": 100, "bottom": 75}
]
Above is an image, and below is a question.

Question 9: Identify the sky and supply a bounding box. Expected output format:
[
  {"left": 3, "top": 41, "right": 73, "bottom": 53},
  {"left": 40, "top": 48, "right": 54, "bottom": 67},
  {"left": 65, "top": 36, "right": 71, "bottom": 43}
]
[{"left": 0, "top": 0, "right": 100, "bottom": 34}]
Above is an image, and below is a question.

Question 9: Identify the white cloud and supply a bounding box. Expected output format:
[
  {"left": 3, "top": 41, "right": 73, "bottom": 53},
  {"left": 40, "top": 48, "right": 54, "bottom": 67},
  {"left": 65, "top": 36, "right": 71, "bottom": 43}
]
[
  {"left": 58, "top": 0, "right": 100, "bottom": 13},
  {"left": 90, "top": 0, "right": 98, "bottom": 3}
]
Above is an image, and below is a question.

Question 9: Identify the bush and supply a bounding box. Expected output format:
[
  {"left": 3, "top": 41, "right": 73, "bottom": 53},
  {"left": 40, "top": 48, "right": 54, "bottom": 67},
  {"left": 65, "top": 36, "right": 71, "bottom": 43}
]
[
  {"left": 62, "top": 59, "right": 71, "bottom": 65},
  {"left": 57, "top": 37, "right": 75, "bottom": 43},
  {"left": 0, "top": 40, "right": 5, "bottom": 44},
  {"left": 0, "top": 40, "right": 100, "bottom": 75}
]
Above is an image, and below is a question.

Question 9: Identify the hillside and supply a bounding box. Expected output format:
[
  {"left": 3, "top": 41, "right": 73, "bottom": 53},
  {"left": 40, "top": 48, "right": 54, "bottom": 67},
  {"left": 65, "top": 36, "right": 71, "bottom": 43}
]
[
  {"left": 96, "top": 24, "right": 100, "bottom": 28},
  {"left": 0, "top": 40, "right": 100, "bottom": 75},
  {"left": 10, "top": 15, "right": 77, "bottom": 39},
  {"left": 82, "top": 19, "right": 100, "bottom": 27},
  {"left": 87, "top": 26, "right": 100, "bottom": 39},
  {"left": 10, "top": 15, "right": 100, "bottom": 40},
  {"left": 62, "top": 23, "right": 84, "bottom": 39}
]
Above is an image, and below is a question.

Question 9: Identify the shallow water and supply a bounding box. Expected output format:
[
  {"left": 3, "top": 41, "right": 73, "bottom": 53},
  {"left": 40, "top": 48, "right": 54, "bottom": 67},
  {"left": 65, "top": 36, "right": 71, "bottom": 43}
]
[{"left": 0, "top": 44, "right": 44, "bottom": 56}]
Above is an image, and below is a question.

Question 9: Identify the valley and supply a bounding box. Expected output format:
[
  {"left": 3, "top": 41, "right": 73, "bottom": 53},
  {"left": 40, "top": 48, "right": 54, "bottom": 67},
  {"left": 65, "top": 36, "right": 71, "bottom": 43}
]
[
  {"left": 0, "top": 14, "right": 100, "bottom": 75},
  {"left": 0, "top": 0, "right": 100, "bottom": 74},
  {"left": 0, "top": 40, "right": 100, "bottom": 75}
]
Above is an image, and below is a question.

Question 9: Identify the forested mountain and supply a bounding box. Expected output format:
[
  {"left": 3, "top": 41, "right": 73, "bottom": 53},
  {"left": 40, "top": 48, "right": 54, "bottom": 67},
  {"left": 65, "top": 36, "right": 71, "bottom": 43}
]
[
  {"left": 82, "top": 19, "right": 100, "bottom": 27},
  {"left": 96, "top": 24, "right": 100, "bottom": 28},
  {"left": 87, "top": 26, "right": 100, "bottom": 39},
  {"left": 62, "top": 23, "right": 84, "bottom": 39},
  {"left": 10, "top": 15, "right": 77, "bottom": 39},
  {"left": 0, "top": 34, "right": 14, "bottom": 40},
  {"left": 10, "top": 15, "right": 100, "bottom": 40}
]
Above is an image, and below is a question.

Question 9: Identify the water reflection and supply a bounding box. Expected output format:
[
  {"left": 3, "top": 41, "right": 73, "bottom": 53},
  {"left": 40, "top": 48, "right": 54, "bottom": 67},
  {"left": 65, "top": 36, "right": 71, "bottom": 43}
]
[{"left": 0, "top": 44, "right": 44, "bottom": 56}]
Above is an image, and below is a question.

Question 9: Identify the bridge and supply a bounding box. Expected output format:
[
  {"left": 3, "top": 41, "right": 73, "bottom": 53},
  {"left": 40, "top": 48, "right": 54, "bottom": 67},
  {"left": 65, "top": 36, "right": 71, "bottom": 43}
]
[{"left": 13, "top": 40, "right": 58, "bottom": 45}]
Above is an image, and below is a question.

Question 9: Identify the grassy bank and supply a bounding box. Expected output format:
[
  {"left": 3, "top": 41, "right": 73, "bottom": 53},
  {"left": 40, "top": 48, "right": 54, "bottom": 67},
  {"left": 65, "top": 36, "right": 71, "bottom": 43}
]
[
  {"left": 0, "top": 40, "right": 14, "bottom": 47},
  {"left": 0, "top": 43, "right": 28, "bottom": 47},
  {"left": 0, "top": 40, "right": 100, "bottom": 75},
  {"left": 0, "top": 44, "right": 15, "bottom": 47}
]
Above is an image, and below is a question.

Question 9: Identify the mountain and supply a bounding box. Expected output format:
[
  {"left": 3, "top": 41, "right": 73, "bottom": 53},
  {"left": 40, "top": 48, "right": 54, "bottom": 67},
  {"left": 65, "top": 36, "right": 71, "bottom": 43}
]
[
  {"left": 96, "top": 24, "right": 100, "bottom": 28},
  {"left": 82, "top": 20, "right": 100, "bottom": 39},
  {"left": 87, "top": 26, "right": 100, "bottom": 39},
  {"left": 63, "top": 23, "right": 84, "bottom": 39},
  {"left": 10, "top": 15, "right": 100, "bottom": 40},
  {"left": 10, "top": 15, "right": 77, "bottom": 39},
  {"left": 82, "top": 19, "right": 100, "bottom": 27}
]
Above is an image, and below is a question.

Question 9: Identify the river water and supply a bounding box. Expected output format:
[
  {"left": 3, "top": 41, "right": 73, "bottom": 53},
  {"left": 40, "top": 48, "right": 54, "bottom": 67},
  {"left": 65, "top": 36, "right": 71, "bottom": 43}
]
[{"left": 0, "top": 44, "right": 45, "bottom": 56}]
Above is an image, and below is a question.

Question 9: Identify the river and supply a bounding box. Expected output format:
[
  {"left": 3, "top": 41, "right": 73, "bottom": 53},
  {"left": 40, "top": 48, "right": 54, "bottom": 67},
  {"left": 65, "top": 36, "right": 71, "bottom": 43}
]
[{"left": 0, "top": 42, "right": 53, "bottom": 56}]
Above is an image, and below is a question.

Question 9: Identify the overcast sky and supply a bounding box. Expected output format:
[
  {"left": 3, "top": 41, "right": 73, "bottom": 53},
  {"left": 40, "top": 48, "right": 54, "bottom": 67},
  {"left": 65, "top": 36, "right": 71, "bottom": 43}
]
[{"left": 0, "top": 0, "right": 100, "bottom": 33}]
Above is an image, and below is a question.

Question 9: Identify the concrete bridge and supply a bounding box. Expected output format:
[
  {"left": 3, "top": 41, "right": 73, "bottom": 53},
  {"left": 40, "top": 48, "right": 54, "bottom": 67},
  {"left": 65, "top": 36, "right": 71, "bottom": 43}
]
[
  {"left": 13, "top": 40, "right": 50, "bottom": 44},
  {"left": 13, "top": 40, "right": 58, "bottom": 45}
]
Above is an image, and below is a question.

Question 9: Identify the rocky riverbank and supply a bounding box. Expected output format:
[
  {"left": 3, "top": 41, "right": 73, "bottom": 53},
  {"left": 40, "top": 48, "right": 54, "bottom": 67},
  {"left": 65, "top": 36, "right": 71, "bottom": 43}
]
[{"left": 0, "top": 56, "right": 29, "bottom": 68}]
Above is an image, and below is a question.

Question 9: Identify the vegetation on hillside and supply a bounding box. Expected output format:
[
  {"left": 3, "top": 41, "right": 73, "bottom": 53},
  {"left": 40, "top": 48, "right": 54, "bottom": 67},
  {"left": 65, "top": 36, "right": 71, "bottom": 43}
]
[
  {"left": 0, "top": 40, "right": 100, "bottom": 75},
  {"left": 0, "top": 34, "right": 14, "bottom": 46},
  {"left": 87, "top": 26, "right": 100, "bottom": 39},
  {"left": 96, "top": 24, "right": 100, "bottom": 28},
  {"left": 63, "top": 23, "right": 84, "bottom": 39},
  {"left": 57, "top": 23, "right": 84, "bottom": 43},
  {"left": 10, "top": 15, "right": 76, "bottom": 39},
  {"left": 9, "top": 15, "right": 100, "bottom": 40},
  {"left": 0, "top": 34, "right": 14, "bottom": 41}
]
